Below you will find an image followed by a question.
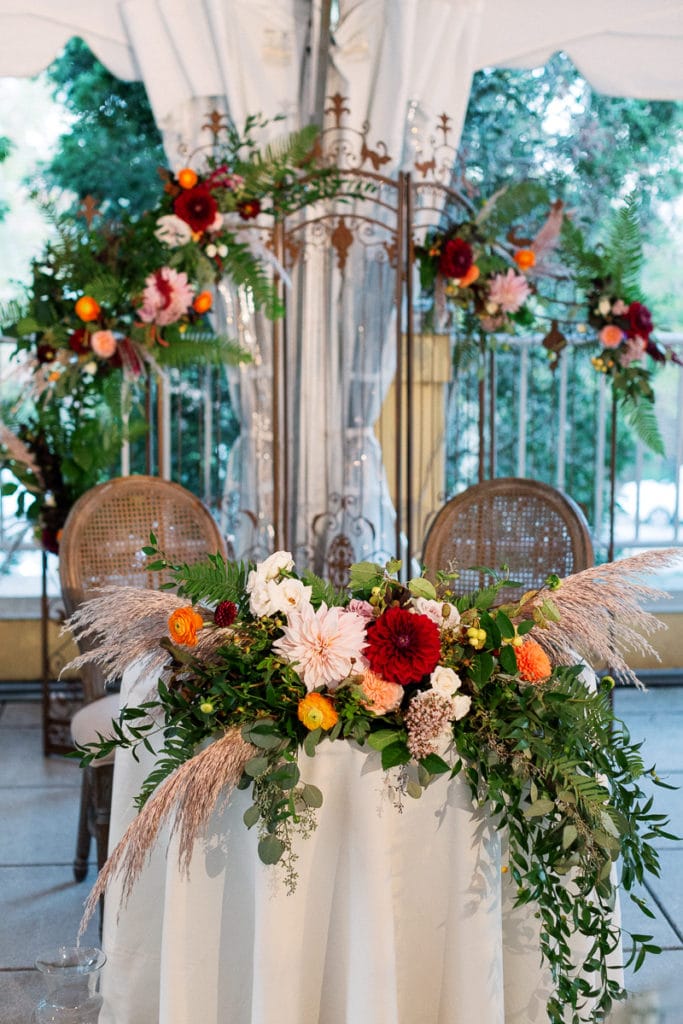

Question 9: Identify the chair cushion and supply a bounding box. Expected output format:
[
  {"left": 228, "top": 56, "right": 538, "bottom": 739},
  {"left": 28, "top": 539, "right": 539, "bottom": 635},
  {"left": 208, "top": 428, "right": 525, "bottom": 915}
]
[{"left": 71, "top": 694, "right": 120, "bottom": 766}]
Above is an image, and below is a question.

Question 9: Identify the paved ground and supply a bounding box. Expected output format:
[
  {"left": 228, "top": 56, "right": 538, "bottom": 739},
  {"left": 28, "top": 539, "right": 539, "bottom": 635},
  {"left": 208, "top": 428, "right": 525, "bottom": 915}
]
[{"left": 0, "top": 689, "right": 681, "bottom": 1023}]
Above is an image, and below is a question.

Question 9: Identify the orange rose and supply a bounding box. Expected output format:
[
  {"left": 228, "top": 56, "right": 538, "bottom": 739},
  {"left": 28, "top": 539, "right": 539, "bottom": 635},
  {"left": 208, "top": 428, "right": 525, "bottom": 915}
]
[
  {"left": 514, "top": 249, "right": 536, "bottom": 271},
  {"left": 168, "top": 607, "right": 204, "bottom": 646},
  {"left": 297, "top": 692, "right": 338, "bottom": 731},
  {"left": 459, "top": 263, "right": 480, "bottom": 287},
  {"left": 599, "top": 324, "right": 624, "bottom": 349},
  {"left": 75, "top": 296, "right": 101, "bottom": 322},
  {"left": 177, "top": 167, "right": 198, "bottom": 190},
  {"left": 193, "top": 291, "right": 213, "bottom": 314},
  {"left": 514, "top": 638, "right": 552, "bottom": 683}
]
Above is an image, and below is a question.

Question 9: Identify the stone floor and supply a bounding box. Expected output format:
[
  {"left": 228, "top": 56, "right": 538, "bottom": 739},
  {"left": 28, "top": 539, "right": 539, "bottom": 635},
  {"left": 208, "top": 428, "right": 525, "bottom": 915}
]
[{"left": 0, "top": 689, "right": 681, "bottom": 1024}]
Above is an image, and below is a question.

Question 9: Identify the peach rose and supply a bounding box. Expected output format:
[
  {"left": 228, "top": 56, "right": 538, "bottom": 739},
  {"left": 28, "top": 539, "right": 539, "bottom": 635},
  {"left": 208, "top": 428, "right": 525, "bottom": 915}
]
[
  {"left": 90, "top": 330, "right": 118, "bottom": 359},
  {"left": 358, "top": 669, "right": 404, "bottom": 714},
  {"left": 168, "top": 607, "right": 204, "bottom": 646},
  {"left": 599, "top": 324, "right": 624, "bottom": 349}
]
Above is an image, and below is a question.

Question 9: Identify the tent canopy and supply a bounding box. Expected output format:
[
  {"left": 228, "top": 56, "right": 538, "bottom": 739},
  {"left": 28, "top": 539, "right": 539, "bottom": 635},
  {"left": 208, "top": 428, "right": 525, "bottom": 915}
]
[{"left": 1, "top": 1, "right": 683, "bottom": 114}]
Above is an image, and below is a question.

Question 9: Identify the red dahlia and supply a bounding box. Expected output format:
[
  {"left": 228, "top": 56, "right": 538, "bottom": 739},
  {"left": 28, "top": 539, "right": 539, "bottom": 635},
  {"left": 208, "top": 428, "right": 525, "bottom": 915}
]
[
  {"left": 173, "top": 185, "right": 218, "bottom": 233},
  {"left": 438, "top": 237, "right": 473, "bottom": 279},
  {"left": 627, "top": 301, "right": 653, "bottom": 340},
  {"left": 364, "top": 607, "right": 441, "bottom": 686},
  {"left": 214, "top": 600, "right": 238, "bottom": 627}
]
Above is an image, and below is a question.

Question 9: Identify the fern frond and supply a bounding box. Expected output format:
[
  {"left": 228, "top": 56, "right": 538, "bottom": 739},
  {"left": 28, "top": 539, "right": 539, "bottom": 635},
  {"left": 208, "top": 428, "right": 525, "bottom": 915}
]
[
  {"left": 604, "top": 193, "right": 644, "bottom": 300},
  {"left": 621, "top": 397, "right": 665, "bottom": 455},
  {"left": 159, "top": 334, "right": 249, "bottom": 368},
  {"left": 300, "top": 569, "right": 346, "bottom": 608},
  {"left": 174, "top": 555, "right": 251, "bottom": 607}
]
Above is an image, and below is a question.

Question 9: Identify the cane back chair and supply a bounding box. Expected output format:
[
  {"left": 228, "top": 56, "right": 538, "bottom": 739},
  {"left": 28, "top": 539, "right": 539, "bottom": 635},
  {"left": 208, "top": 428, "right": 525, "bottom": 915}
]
[
  {"left": 59, "top": 475, "right": 227, "bottom": 881},
  {"left": 421, "top": 477, "right": 594, "bottom": 593}
]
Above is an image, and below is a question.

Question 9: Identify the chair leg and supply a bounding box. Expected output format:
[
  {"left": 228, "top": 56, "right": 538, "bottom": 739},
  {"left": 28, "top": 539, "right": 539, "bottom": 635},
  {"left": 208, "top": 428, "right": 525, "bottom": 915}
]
[
  {"left": 92, "top": 765, "right": 114, "bottom": 872},
  {"left": 73, "top": 769, "right": 92, "bottom": 882}
]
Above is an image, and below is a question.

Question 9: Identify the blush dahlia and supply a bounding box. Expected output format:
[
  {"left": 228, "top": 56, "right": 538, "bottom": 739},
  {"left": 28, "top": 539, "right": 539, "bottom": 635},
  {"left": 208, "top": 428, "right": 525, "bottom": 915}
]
[{"left": 364, "top": 607, "right": 441, "bottom": 686}]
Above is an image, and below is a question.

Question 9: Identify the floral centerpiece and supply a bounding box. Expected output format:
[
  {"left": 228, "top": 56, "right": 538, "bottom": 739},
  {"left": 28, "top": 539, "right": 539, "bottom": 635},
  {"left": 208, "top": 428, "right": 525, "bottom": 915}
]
[{"left": 69, "top": 542, "right": 679, "bottom": 1024}]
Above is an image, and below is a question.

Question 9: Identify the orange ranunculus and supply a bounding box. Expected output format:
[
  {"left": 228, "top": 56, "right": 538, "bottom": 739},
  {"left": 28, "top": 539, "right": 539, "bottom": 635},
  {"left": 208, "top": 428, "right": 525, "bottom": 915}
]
[
  {"left": 514, "top": 638, "right": 552, "bottom": 683},
  {"left": 459, "top": 263, "right": 480, "bottom": 287},
  {"left": 514, "top": 249, "right": 536, "bottom": 271},
  {"left": 297, "top": 692, "right": 339, "bottom": 731},
  {"left": 177, "top": 167, "right": 199, "bottom": 190},
  {"left": 168, "top": 607, "right": 205, "bottom": 646},
  {"left": 193, "top": 291, "right": 213, "bottom": 314},
  {"left": 75, "top": 295, "right": 101, "bottom": 322},
  {"left": 599, "top": 324, "right": 624, "bottom": 349}
]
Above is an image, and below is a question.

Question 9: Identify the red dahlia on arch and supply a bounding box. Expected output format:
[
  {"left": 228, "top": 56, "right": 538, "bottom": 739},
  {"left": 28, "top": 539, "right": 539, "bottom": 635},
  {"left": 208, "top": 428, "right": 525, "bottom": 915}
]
[
  {"left": 173, "top": 185, "right": 218, "bottom": 233},
  {"left": 364, "top": 607, "right": 441, "bottom": 686},
  {"left": 438, "top": 237, "right": 473, "bottom": 280}
]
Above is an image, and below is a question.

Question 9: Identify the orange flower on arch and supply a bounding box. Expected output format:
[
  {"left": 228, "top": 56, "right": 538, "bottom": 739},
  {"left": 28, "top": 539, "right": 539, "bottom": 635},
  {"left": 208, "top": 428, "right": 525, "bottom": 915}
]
[
  {"left": 514, "top": 637, "right": 552, "bottom": 683},
  {"left": 514, "top": 249, "right": 536, "bottom": 271},
  {"left": 168, "top": 607, "right": 204, "bottom": 646}
]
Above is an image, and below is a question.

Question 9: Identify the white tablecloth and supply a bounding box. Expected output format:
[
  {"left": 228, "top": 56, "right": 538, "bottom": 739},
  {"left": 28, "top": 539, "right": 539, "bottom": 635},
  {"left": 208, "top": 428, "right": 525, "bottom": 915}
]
[{"left": 98, "top": 666, "right": 590, "bottom": 1024}]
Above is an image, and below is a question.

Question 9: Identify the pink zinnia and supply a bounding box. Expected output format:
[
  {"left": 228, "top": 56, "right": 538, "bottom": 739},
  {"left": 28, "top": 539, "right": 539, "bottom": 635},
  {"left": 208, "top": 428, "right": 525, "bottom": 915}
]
[
  {"left": 273, "top": 603, "right": 368, "bottom": 692},
  {"left": 487, "top": 269, "right": 530, "bottom": 313},
  {"left": 138, "top": 267, "right": 194, "bottom": 326}
]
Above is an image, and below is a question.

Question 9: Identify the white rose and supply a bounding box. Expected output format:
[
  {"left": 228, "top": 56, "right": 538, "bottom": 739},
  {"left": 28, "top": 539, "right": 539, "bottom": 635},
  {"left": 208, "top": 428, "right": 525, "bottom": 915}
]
[
  {"left": 452, "top": 693, "right": 472, "bottom": 721},
  {"left": 430, "top": 665, "right": 462, "bottom": 697},
  {"left": 414, "top": 598, "right": 460, "bottom": 630},
  {"left": 207, "top": 212, "right": 223, "bottom": 233},
  {"left": 205, "top": 243, "right": 217, "bottom": 258},
  {"left": 273, "top": 577, "right": 312, "bottom": 614},
  {"left": 217, "top": 244, "right": 228, "bottom": 258},
  {"left": 154, "top": 214, "right": 192, "bottom": 248},
  {"left": 257, "top": 550, "right": 295, "bottom": 582},
  {"left": 249, "top": 579, "right": 279, "bottom": 617}
]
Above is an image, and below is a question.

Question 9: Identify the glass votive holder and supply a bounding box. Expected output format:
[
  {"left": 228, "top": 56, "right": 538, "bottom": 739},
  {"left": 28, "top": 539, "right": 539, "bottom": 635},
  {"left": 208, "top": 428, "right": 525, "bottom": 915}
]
[{"left": 34, "top": 946, "right": 106, "bottom": 1023}]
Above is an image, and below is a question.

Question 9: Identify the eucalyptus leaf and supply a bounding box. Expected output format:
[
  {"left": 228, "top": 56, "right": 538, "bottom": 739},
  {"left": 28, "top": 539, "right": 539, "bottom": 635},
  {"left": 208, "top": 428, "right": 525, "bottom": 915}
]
[{"left": 258, "top": 835, "right": 285, "bottom": 865}]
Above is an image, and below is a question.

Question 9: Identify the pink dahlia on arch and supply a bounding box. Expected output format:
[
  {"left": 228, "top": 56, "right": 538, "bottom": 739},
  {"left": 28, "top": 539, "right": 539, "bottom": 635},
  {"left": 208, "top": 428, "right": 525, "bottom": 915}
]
[
  {"left": 137, "top": 268, "right": 194, "bottom": 326},
  {"left": 272, "top": 603, "right": 368, "bottom": 692},
  {"left": 364, "top": 607, "right": 441, "bottom": 686},
  {"left": 487, "top": 269, "right": 530, "bottom": 314}
]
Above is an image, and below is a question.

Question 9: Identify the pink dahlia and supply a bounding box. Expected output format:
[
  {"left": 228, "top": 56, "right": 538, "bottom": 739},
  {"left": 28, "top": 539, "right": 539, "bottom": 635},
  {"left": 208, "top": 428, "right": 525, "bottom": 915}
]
[
  {"left": 487, "top": 269, "right": 530, "bottom": 314},
  {"left": 137, "top": 268, "right": 194, "bottom": 326},
  {"left": 364, "top": 607, "right": 441, "bottom": 686},
  {"left": 272, "top": 602, "right": 367, "bottom": 692}
]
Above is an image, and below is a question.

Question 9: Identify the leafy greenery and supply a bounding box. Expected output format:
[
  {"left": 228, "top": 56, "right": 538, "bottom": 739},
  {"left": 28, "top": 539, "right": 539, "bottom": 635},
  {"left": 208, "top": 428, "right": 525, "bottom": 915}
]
[{"left": 76, "top": 550, "right": 676, "bottom": 1023}]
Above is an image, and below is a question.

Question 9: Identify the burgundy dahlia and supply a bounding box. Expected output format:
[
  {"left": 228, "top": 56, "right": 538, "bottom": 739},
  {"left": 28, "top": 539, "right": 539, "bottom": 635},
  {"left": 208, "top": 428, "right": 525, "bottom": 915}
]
[
  {"left": 627, "top": 301, "right": 653, "bottom": 340},
  {"left": 214, "top": 601, "right": 238, "bottom": 627},
  {"left": 364, "top": 607, "right": 441, "bottom": 686},
  {"left": 237, "top": 198, "right": 261, "bottom": 221},
  {"left": 438, "top": 237, "right": 473, "bottom": 280},
  {"left": 173, "top": 185, "right": 218, "bottom": 233},
  {"left": 68, "top": 328, "right": 90, "bottom": 355}
]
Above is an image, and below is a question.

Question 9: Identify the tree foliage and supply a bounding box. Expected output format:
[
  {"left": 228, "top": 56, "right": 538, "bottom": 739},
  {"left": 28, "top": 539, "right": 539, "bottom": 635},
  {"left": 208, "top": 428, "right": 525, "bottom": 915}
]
[{"left": 43, "top": 38, "right": 165, "bottom": 215}]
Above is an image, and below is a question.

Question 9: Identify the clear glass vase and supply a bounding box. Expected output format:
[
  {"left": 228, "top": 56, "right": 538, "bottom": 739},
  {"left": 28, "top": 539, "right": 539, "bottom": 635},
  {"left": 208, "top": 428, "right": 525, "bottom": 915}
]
[{"left": 34, "top": 946, "right": 106, "bottom": 1023}]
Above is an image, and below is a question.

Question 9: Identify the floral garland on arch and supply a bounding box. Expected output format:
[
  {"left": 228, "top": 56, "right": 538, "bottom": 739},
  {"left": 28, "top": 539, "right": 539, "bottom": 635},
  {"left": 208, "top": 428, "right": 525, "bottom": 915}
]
[
  {"left": 0, "top": 115, "right": 341, "bottom": 550},
  {"left": 414, "top": 182, "right": 565, "bottom": 341},
  {"left": 68, "top": 543, "right": 681, "bottom": 1024}
]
